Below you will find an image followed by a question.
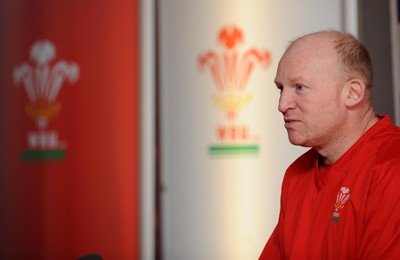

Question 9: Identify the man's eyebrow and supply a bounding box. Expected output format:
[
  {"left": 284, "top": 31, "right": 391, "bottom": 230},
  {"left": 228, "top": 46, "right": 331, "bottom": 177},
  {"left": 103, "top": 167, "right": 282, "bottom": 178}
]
[
  {"left": 289, "top": 76, "right": 305, "bottom": 82},
  {"left": 279, "top": 76, "right": 307, "bottom": 84}
]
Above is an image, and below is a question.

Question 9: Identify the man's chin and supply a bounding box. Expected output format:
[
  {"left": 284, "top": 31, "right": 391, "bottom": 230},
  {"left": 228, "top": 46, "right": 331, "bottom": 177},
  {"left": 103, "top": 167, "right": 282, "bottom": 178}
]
[{"left": 288, "top": 135, "right": 310, "bottom": 147}]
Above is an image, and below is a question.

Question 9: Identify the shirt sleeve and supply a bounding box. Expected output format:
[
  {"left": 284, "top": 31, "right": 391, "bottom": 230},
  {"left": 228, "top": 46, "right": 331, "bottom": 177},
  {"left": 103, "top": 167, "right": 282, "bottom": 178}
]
[
  {"left": 259, "top": 164, "right": 295, "bottom": 260},
  {"left": 357, "top": 159, "right": 400, "bottom": 259},
  {"left": 259, "top": 212, "right": 284, "bottom": 260}
]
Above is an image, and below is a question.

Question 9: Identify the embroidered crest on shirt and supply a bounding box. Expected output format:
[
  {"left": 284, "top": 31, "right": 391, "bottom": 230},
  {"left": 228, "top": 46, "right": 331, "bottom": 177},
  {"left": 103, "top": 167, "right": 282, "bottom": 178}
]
[{"left": 330, "top": 187, "right": 350, "bottom": 222}]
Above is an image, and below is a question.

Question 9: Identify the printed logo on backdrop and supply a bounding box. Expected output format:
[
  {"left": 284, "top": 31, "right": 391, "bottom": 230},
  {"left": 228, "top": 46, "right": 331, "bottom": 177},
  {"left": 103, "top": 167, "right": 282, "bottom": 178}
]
[
  {"left": 198, "top": 25, "right": 271, "bottom": 155},
  {"left": 13, "top": 40, "right": 80, "bottom": 161}
]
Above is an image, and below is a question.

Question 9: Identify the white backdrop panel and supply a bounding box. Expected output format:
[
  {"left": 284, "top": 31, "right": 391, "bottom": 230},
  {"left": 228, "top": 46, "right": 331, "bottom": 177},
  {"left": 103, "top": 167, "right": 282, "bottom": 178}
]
[{"left": 159, "top": 1, "right": 346, "bottom": 259}]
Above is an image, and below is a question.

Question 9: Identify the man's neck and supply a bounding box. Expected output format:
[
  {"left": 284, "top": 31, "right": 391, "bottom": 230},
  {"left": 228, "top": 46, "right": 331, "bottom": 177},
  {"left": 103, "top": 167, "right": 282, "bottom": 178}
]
[{"left": 318, "top": 108, "right": 379, "bottom": 165}]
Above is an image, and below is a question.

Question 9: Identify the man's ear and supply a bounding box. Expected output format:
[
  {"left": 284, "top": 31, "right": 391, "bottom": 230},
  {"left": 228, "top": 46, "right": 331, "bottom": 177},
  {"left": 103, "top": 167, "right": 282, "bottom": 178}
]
[{"left": 344, "top": 79, "right": 366, "bottom": 107}]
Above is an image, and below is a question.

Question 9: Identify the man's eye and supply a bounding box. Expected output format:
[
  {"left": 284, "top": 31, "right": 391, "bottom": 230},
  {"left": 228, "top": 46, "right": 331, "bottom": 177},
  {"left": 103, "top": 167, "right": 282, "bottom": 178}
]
[{"left": 296, "top": 85, "right": 305, "bottom": 91}]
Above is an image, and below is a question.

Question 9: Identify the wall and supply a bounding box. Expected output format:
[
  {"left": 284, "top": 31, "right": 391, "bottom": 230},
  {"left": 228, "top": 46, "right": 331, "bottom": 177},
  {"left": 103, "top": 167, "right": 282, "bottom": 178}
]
[
  {"left": 157, "top": 1, "right": 351, "bottom": 259},
  {"left": 360, "top": 0, "right": 396, "bottom": 121}
]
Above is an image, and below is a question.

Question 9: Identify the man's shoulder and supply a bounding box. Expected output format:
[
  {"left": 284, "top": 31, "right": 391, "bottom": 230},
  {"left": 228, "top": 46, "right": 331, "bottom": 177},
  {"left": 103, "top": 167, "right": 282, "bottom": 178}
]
[
  {"left": 366, "top": 120, "right": 400, "bottom": 184},
  {"left": 369, "top": 119, "right": 400, "bottom": 161}
]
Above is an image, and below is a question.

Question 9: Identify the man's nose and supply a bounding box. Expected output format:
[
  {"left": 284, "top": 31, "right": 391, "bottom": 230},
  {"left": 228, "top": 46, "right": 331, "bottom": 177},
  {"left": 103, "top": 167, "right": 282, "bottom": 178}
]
[{"left": 278, "top": 89, "right": 296, "bottom": 113}]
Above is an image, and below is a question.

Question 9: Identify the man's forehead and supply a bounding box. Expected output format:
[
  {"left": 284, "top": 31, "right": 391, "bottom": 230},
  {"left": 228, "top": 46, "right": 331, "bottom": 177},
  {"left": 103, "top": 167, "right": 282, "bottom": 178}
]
[
  {"left": 280, "top": 37, "right": 337, "bottom": 66},
  {"left": 287, "top": 35, "right": 334, "bottom": 54}
]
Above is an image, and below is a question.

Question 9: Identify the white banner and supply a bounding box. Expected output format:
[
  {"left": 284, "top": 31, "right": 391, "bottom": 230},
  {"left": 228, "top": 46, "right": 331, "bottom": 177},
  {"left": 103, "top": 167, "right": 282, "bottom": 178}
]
[{"left": 158, "top": 1, "right": 349, "bottom": 259}]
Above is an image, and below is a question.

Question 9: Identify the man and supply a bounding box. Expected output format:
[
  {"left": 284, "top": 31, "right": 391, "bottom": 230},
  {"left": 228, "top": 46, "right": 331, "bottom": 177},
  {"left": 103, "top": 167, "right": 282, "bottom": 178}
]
[{"left": 260, "top": 30, "right": 400, "bottom": 259}]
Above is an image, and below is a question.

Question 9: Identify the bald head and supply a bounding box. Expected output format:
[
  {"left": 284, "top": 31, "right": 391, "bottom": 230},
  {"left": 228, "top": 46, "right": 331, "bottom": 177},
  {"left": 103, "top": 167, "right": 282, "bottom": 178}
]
[
  {"left": 283, "top": 31, "right": 373, "bottom": 98},
  {"left": 275, "top": 30, "right": 377, "bottom": 162}
]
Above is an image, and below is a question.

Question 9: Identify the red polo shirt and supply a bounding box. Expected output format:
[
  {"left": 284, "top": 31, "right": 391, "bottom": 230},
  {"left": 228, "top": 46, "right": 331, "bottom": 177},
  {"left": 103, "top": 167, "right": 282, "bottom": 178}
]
[{"left": 260, "top": 115, "right": 400, "bottom": 259}]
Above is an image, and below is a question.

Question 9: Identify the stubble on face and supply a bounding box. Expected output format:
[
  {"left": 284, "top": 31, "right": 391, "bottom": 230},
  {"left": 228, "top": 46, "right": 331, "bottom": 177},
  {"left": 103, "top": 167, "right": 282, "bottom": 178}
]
[{"left": 277, "top": 33, "right": 347, "bottom": 149}]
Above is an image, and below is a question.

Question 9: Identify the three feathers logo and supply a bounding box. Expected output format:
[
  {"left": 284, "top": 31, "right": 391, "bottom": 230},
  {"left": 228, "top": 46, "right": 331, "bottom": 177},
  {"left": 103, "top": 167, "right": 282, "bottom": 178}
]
[
  {"left": 198, "top": 25, "right": 271, "bottom": 155},
  {"left": 13, "top": 40, "right": 80, "bottom": 161},
  {"left": 331, "top": 186, "right": 351, "bottom": 222}
]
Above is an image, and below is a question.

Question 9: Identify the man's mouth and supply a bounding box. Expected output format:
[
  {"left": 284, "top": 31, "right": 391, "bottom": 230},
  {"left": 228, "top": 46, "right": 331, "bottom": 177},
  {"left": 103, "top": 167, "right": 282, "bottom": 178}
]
[{"left": 284, "top": 118, "right": 300, "bottom": 127}]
